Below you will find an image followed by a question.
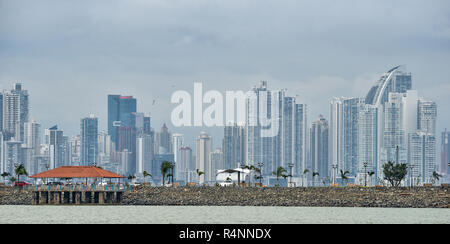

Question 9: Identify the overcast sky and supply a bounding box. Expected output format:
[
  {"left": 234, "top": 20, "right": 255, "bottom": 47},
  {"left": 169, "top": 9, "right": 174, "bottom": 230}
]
[{"left": 0, "top": 0, "right": 449, "bottom": 149}]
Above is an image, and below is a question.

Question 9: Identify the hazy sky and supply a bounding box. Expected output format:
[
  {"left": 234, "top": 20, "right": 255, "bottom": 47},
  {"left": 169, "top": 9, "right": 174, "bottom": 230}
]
[{"left": 0, "top": 0, "right": 449, "bottom": 148}]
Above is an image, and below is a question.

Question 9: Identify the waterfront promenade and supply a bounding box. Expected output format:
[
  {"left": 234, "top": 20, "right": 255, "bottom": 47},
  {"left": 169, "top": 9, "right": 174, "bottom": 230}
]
[{"left": 1, "top": 185, "right": 449, "bottom": 208}]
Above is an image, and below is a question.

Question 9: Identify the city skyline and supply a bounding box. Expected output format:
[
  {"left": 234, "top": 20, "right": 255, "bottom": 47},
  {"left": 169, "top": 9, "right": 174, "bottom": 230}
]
[{"left": 0, "top": 63, "right": 446, "bottom": 186}]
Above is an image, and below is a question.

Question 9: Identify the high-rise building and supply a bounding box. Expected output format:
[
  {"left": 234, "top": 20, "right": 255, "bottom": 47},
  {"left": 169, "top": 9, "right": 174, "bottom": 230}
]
[
  {"left": 309, "top": 115, "right": 329, "bottom": 185},
  {"left": 155, "top": 123, "right": 172, "bottom": 154},
  {"left": 107, "top": 95, "right": 137, "bottom": 150},
  {"left": 46, "top": 125, "right": 65, "bottom": 169},
  {"left": 245, "top": 81, "right": 307, "bottom": 182},
  {"left": 97, "top": 131, "right": 113, "bottom": 168},
  {"left": 365, "top": 66, "right": 412, "bottom": 106},
  {"left": 24, "top": 119, "right": 41, "bottom": 156},
  {"left": 178, "top": 146, "right": 194, "bottom": 183},
  {"left": 329, "top": 97, "right": 364, "bottom": 178},
  {"left": 2, "top": 84, "right": 30, "bottom": 141},
  {"left": 0, "top": 93, "right": 3, "bottom": 132},
  {"left": 118, "top": 126, "right": 137, "bottom": 175},
  {"left": 293, "top": 103, "right": 308, "bottom": 178},
  {"left": 136, "top": 133, "right": 154, "bottom": 175},
  {"left": 196, "top": 131, "right": 212, "bottom": 184},
  {"left": 441, "top": 130, "right": 450, "bottom": 177},
  {"left": 210, "top": 148, "right": 224, "bottom": 180},
  {"left": 417, "top": 99, "right": 437, "bottom": 135},
  {"left": 21, "top": 146, "right": 34, "bottom": 175},
  {"left": 143, "top": 116, "right": 151, "bottom": 135},
  {"left": 3, "top": 140, "right": 22, "bottom": 176},
  {"left": 357, "top": 104, "right": 381, "bottom": 184},
  {"left": 222, "top": 123, "right": 245, "bottom": 170},
  {"left": 408, "top": 132, "right": 437, "bottom": 184},
  {"left": 172, "top": 133, "right": 184, "bottom": 180},
  {"left": 380, "top": 93, "right": 407, "bottom": 169},
  {"left": 80, "top": 114, "right": 98, "bottom": 166},
  {"left": 61, "top": 136, "right": 71, "bottom": 167},
  {"left": 70, "top": 135, "right": 81, "bottom": 165},
  {"left": 152, "top": 153, "right": 174, "bottom": 185},
  {"left": 246, "top": 81, "right": 283, "bottom": 176},
  {"left": 107, "top": 95, "right": 138, "bottom": 175}
]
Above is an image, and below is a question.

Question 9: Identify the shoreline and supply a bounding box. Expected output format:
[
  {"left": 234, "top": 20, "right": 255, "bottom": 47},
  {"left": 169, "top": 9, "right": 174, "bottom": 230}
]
[{"left": 1, "top": 186, "right": 449, "bottom": 208}]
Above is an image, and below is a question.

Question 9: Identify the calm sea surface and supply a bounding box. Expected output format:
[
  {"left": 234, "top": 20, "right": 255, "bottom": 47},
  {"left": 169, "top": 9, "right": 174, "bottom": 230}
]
[{"left": 0, "top": 205, "right": 448, "bottom": 224}]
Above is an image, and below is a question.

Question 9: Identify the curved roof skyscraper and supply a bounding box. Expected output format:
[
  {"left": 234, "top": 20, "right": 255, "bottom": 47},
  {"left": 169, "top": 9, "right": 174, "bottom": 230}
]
[{"left": 365, "top": 65, "right": 412, "bottom": 106}]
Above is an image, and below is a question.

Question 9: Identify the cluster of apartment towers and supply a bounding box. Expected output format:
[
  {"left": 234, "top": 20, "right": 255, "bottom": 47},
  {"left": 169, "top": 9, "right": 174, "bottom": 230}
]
[{"left": 0, "top": 66, "right": 448, "bottom": 186}]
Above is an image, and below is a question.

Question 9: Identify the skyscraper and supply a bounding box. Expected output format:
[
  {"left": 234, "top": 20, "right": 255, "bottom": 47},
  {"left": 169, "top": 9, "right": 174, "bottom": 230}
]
[
  {"left": 293, "top": 103, "right": 308, "bottom": 178},
  {"left": 329, "top": 97, "right": 364, "bottom": 178},
  {"left": 310, "top": 115, "right": 329, "bottom": 185},
  {"left": 441, "top": 130, "right": 450, "bottom": 177},
  {"left": 70, "top": 135, "right": 81, "bottom": 166},
  {"left": 246, "top": 81, "right": 283, "bottom": 176},
  {"left": 3, "top": 140, "right": 21, "bottom": 175},
  {"left": 118, "top": 126, "right": 137, "bottom": 175},
  {"left": 46, "top": 125, "right": 64, "bottom": 169},
  {"left": 210, "top": 148, "right": 224, "bottom": 180},
  {"left": 172, "top": 133, "right": 184, "bottom": 180},
  {"left": 196, "top": 131, "right": 212, "bottom": 184},
  {"left": 381, "top": 93, "right": 407, "bottom": 168},
  {"left": 80, "top": 114, "right": 98, "bottom": 166},
  {"left": 222, "top": 123, "right": 245, "bottom": 170},
  {"left": 417, "top": 99, "right": 437, "bottom": 134},
  {"left": 24, "top": 119, "right": 41, "bottom": 156},
  {"left": 107, "top": 95, "right": 137, "bottom": 150},
  {"left": 178, "top": 146, "right": 194, "bottom": 183},
  {"left": 365, "top": 66, "right": 412, "bottom": 106},
  {"left": 136, "top": 133, "right": 154, "bottom": 175},
  {"left": 357, "top": 104, "right": 381, "bottom": 184},
  {"left": 2, "top": 83, "right": 29, "bottom": 141},
  {"left": 155, "top": 123, "right": 172, "bottom": 154},
  {"left": 97, "top": 131, "right": 113, "bottom": 169},
  {"left": 245, "top": 81, "right": 307, "bottom": 182},
  {"left": 408, "top": 132, "right": 437, "bottom": 184},
  {"left": 405, "top": 97, "right": 437, "bottom": 185}
]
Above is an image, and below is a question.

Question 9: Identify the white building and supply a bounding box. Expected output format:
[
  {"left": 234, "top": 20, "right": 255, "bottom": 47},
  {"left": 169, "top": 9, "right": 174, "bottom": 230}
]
[
  {"left": 216, "top": 168, "right": 251, "bottom": 186},
  {"left": 196, "top": 131, "right": 212, "bottom": 184}
]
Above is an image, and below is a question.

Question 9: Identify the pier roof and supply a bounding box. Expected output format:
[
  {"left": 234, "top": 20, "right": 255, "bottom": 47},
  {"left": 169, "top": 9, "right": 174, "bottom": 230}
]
[{"left": 30, "top": 166, "right": 125, "bottom": 179}]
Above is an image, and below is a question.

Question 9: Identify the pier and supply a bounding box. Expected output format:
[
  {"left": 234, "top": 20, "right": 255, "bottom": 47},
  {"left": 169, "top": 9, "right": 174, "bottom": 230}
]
[
  {"left": 32, "top": 185, "right": 127, "bottom": 205},
  {"left": 29, "top": 166, "right": 126, "bottom": 205}
]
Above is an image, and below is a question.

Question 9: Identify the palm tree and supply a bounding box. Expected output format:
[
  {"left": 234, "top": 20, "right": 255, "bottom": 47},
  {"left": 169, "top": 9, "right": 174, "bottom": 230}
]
[
  {"left": 272, "top": 166, "right": 287, "bottom": 187},
  {"left": 196, "top": 169, "right": 204, "bottom": 185},
  {"left": 339, "top": 169, "right": 350, "bottom": 186},
  {"left": 15, "top": 164, "right": 28, "bottom": 184},
  {"left": 312, "top": 172, "right": 319, "bottom": 186},
  {"left": 302, "top": 169, "right": 310, "bottom": 187},
  {"left": 143, "top": 171, "right": 152, "bottom": 185},
  {"left": 1, "top": 172, "right": 10, "bottom": 183},
  {"left": 161, "top": 161, "right": 173, "bottom": 186},
  {"left": 431, "top": 171, "right": 442, "bottom": 185},
  {"left": 9, "top": 177, "right": 16, "bottom": 186}
]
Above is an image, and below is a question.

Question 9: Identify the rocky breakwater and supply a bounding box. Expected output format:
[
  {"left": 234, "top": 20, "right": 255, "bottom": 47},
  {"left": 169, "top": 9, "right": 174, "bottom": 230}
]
[
  {"left": 122, "top": 186, "right": 450, "bottom": 208},
  {"left": 0, "top": 186, "right": 33, "bottom": 205}
]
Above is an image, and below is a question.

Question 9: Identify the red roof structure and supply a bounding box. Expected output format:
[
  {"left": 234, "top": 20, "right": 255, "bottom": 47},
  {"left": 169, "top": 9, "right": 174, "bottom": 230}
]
[{"left": 30, "top": 166, "right": 125, "bottom": 179}]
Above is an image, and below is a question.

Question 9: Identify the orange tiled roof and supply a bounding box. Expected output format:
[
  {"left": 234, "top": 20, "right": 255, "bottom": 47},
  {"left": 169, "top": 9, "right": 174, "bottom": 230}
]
[{"left": 30, "top": 166, "right": 125, "bottom": 178}]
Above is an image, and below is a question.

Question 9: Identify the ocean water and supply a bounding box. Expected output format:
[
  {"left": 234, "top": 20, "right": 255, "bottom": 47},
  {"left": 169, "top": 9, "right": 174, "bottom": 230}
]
[{"left": 0, "top": 205, "right": 448, "bottom": 224}]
